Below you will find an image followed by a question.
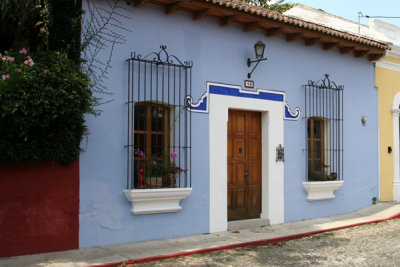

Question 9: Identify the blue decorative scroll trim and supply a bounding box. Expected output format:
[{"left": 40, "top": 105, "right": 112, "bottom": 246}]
[
  {"left": 284, "top": 103, "right": 300, "bottom": 121},
  {"left": 186, "top": 82, "right": 300, "bottom": 120}
]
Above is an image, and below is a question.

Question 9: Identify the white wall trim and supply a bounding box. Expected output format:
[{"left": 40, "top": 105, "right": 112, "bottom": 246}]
[
  {"left": 387, "top": 48, "right": 400, "bottom": 59},
  {"left": 123, "top": 188, "right": 192, "bottom": 215},
  {"left": 209, "top": 82, "right": 285, "bottom": 233},
  {"left": 376, "top": 60, "right": 400, "bottom": 72},
  {"left": 302, "top": 181, "right": 344, "bottom": 201},
  {"left": 392, "top": 105, "right": 400, "bottom": 202},
  {"left": 186, "top": 82, "right": 300, "bottom": 120}
]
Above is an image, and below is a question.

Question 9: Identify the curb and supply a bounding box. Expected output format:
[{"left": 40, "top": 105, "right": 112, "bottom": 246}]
[{"left": 91, "top": 212, "right": 400, "bottom": 267}]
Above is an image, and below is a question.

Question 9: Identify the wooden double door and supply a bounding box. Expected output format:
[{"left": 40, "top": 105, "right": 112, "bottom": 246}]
[{"left": 228, "top": 109, "right": 262, "bottom": 221}]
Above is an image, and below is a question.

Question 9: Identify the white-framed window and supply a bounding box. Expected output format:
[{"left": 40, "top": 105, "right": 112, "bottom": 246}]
[
  {"left": 126, "top": 45, "right": 192, "bottom": 189},
  {"left": 304, "top": 75, "right": 343, "bottom": 182},
  {"left": 307, "top": 117, "right": 337, "bottom": 181}
]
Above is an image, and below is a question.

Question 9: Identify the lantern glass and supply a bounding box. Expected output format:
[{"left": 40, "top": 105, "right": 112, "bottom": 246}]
[{"left": 254, "top": 41, "right": 265, "bottom": 59}]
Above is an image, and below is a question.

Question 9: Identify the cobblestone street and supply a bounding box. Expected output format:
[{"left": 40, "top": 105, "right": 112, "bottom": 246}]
[{"left": 127, "top": 218, "right": 400, "bottom": 267}]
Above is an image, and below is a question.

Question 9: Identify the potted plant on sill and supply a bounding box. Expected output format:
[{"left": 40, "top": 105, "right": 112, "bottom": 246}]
[
  {"left": 146, "top": 159, "right": 165, "bottom": 188},
  {"left": 166, "top": 152, "right": 187, "bottom": 188},
  {"left": 135, "top": 150, "right": 164, "bottom": 189},
  {"left": 304, "top": 162, "right": 343, "bottom": 201},
  {"left": 134, "top": 150, "right": 187, "bottom": 188},
  {"left": 308, "top": 162, "right": 337, "bottom": 181},
  {"left": 125, "top": 150, "right": 191, "bottom": 214}
]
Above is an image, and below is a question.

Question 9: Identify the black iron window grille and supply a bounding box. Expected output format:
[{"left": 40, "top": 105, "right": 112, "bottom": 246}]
[
  {"left": 126, "top": 45, "right": 192, "bottom": 189},
  {"left": 304, "top": 74, "right": 344, "bottom": 182}
]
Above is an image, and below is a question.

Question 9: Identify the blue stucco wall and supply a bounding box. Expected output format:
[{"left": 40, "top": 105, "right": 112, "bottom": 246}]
[
  {"left": 79, "top": 1, "right": 379, "bottom": 248},
  {"left": 282, "top": 50, "right": 379, "bottom": 222}
]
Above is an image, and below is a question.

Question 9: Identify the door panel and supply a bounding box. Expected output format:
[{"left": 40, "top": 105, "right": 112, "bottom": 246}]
[
  {"left": 249, "top": 162, "right": 259, "bottom": 184},
  {"left": 227, "top": 163, "right": 233, "bottom": 183},
  {"left": 235, "top": 114, "right": 246, "bottom": 135},
  {"left": 235, "top": 140, "right": 246, "bottom": 159},
  {"left": 228, "top": 109, "right": 262, "bottom": 221},
  {"left": 249, "top": 139, "right": 259, "bottom": 159},
  {"left": 235, "top": 163, "right": 246, "bottom": 184}
]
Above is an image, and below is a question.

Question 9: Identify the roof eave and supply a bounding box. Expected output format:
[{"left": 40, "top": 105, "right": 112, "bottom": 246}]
[{"left": 130, "top": 0, "right": 388, "bottom": 61}]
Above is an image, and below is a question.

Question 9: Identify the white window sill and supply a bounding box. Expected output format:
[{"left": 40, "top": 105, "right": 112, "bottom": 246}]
[
  {"left": 302, "top": 181, "right": 344, "bottom": 201},
  {"left": 123, "top": 188, "right": 192, "bottom": 215}
]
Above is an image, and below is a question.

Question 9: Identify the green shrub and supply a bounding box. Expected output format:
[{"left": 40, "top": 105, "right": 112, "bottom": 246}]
[
  {"left": 0, "top": 49, "right": 96, "bottom": 165},
  {"left": 0, "top": 0, "right": 51, "bottom": 52}
]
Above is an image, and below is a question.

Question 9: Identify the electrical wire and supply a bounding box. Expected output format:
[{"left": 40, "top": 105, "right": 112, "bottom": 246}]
[{"left": 365, "top": 16, "right": 400, "bottom": 18}]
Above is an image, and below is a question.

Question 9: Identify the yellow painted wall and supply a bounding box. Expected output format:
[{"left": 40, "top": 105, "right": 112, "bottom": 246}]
[
  {"left": 385, "top": 57, "right": 400, "bottom": 65},
  {"left": 376, "top": 58, "right": 400, "bottom": 201}
]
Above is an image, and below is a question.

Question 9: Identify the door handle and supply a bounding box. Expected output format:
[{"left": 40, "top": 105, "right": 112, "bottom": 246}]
[{"left": 245, "top": 169, "right": 249, "bottom": 182}]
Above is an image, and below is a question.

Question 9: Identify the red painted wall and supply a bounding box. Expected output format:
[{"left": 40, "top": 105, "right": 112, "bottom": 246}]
[{"left": 0, "top": 161, "right": 79, "bottom": 257}]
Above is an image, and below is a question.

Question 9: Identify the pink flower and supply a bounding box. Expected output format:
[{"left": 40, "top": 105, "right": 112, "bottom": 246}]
[
  {"left": 171, "top": 152, "right": 178, "bottom": 158},
  {"left": 27, "top": 56, "right": 31, "bottom": 60},
  {"left": 19, "top": 48, "right": 27, "bottom": 54},
  {"left": 7, "top": 56, "right": 14, "bottom": 62},
  {"left": 2, "top": 74, "right": 10, "bottom": 80},
  {"left": 24, "top": 58, "right": 34, "bottom": 67},
  {"left": 134, "top": 149, "right": 146, "bottom": 158},
  {"left": 152, "top": 160, "right": 157, "bottom": 165},
  {"left": 2, "top": 57, "right": 5, "bottom": 62}
]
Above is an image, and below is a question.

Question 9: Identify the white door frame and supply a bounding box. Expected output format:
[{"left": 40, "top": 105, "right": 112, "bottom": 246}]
[
  {"left": 392, "top": 92, "right": 400, "bottom": 201},
  {"left": 208, "top": 82, "right": 285, "bottom": 232}
]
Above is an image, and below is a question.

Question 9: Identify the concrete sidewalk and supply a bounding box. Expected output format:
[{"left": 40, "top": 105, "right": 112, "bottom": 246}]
[{"left": 1, "top": 202, "right": 400, "bottom": 267}]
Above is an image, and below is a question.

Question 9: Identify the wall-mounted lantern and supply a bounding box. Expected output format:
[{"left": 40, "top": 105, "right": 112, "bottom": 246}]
[
  {"left": 276, "top": 144, "right": 284, "bottom": 162},
  {"left": 247, "top": 41, "right": 268, "bottom": 79}
]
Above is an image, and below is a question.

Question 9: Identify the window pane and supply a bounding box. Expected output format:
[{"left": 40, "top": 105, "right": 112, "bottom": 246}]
[
  {"left": 134, "top": 105, "right": 146, "bottom": 131},
  {"left": 313, "top": 160, "right": 322, "bottom": 171},
  {"left": 134, "top": 133, "right": 146, "bottom": 154},
  {"left": 151, "top": 106, "right": 164, "bottom": 131},
  {"left": 151, "top": 134, "right": 164, "bottom": 157},
  {"left": 314, "top": 120, "right": 321, "bottom": 138},
  {"left": 314, "top": 141, "right": 321, "bottom": 159}
]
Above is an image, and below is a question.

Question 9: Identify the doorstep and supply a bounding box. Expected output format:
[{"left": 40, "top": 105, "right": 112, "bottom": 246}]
[{"left": 228, "top": 218, "right": 270, "bottom": 231}]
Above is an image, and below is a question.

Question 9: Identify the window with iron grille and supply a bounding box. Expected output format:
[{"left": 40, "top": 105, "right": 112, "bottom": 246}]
[
  {"left": 126, "top": 45, "right": 192, "bottom": 189},
  {"left": 304, "top": 75, "right": 343, "bottom": 182}
]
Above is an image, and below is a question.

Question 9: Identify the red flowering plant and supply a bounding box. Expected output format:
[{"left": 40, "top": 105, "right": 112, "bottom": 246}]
[
  {"left": 316, "top": 162, "right": 329, "bottom": 170},
  {"left": 309, "top": 161, "right": 336, "bottom": 181},
  {"left": 134, "top": 150, "right": 187, "bottom": 188},
  {"left": 134, "top": 149, "right": 147, "bottom": 188},
  {"left": 134, "top": 149, "right": 167, "bottom": 188},
  {"left": 167, "top": 152, "right": 187, "bottom": 188}
]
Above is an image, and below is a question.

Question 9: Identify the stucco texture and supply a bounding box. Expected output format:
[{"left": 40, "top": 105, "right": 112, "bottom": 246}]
[
  {"left": 376, "top": 61, "right": 400, "bottom": 201},
  {"left": 0, "top": 161, "right": 79, "bottom": 257},
  {"left": 80, "top": 0, "right": 380, "bottom": 248}
]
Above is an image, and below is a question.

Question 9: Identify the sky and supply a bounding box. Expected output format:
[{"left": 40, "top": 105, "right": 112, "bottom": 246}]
[{"left": 290, "top": 0, "right": 400, "bottom": 27}]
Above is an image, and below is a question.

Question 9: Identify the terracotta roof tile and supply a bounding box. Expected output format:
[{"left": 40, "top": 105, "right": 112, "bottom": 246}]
[{"left": 204, "top": 0, "right": 388, "bottom": 49}]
